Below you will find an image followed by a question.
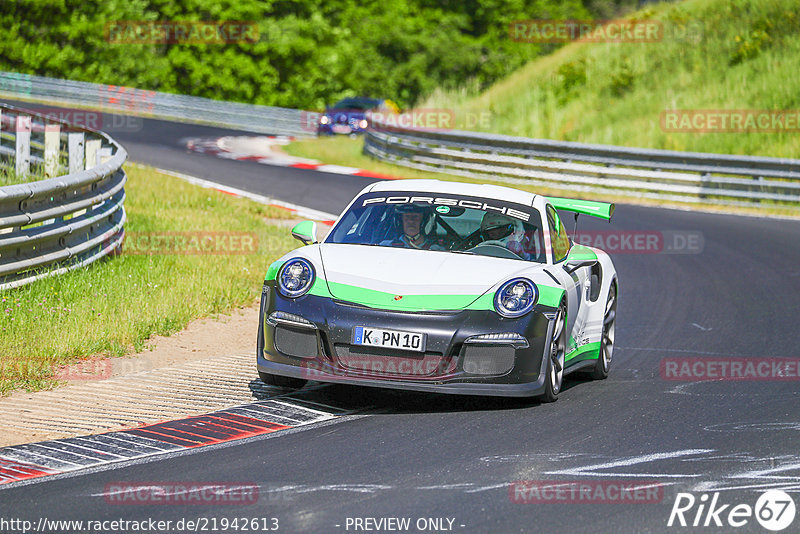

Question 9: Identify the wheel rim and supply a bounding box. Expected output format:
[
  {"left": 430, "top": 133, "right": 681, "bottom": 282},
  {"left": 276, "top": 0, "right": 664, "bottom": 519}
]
[
  {"left": 601, "top": 289, "right": 616, "bottom": 372},
  {"left": 549, "top": 307, "right": 566, "bottom": 394}
]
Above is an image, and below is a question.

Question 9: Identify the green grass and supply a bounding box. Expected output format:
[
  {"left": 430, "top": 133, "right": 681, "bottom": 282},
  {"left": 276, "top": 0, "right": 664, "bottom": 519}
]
[
  {"left": 419, "top": 0, "right": 800, "bottom": 158},
  {"left": 0, "top": 162, "right": 52, "bottom": 186},
  {"left": 0, "top": 164, "right": 299, "bottom": 395}
]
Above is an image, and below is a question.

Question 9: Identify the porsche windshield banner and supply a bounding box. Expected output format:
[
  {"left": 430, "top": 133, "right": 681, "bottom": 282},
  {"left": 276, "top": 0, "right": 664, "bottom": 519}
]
[{"left": 360, "top": 193, "right": 533, "bottom": 222}]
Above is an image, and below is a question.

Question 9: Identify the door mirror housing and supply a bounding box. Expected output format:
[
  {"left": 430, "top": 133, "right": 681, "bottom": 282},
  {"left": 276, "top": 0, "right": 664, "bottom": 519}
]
[{"left": 291, "top": 221, "right": 318, "bottom": 245}]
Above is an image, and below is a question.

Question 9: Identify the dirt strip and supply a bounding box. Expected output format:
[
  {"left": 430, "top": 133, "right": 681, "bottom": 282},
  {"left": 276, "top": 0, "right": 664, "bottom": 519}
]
[{"left": 0, "top": 302, "right": 268, "bottom": 447}]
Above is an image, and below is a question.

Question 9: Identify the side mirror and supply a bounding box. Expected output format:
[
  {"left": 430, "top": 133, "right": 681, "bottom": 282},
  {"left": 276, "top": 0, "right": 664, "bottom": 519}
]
[
  {"left": 563, "top": 258, "right": 597, "bottom": 274},
  {"left": 291, "top": 221, "right": 318, "bottom": 245}
]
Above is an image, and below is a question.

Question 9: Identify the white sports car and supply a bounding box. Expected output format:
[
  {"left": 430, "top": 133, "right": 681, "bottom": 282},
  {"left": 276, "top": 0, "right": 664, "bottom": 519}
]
[{"left": 257, "top": 179, "right": 617, "bottom": 401}]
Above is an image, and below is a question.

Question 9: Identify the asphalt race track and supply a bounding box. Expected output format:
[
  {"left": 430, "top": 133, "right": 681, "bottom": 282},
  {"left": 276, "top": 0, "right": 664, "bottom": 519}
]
[{"left": 2, "top": 101, "right": 800, "bottom": 533}]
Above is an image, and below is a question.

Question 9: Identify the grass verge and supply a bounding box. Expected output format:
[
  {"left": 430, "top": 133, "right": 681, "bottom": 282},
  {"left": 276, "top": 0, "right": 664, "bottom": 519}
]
[
  {"left": 284, "top": 136, "right": 800, "bottom": 219},
  {"left": 420, "top": 0, "right": 800, "bottom": 158},
  {"left": 0, "top": 164, "right": 298, "bottom": 395}
]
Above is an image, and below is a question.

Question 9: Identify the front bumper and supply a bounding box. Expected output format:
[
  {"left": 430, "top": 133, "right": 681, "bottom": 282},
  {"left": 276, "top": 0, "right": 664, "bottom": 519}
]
[
  {"left": 317, "top": 123, "right": 367, "bottom": 136},
  {"left": 257, "top": 283, "right": 556, "bottom": 397}
]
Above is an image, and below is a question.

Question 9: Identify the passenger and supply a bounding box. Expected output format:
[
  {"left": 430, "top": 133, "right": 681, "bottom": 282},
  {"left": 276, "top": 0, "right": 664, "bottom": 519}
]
[{"left": 479, "top": 212, "right": 539, "bottom": 260}]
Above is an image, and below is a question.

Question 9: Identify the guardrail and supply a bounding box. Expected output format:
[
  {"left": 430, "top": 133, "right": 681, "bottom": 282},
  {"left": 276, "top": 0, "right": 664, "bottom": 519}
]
[
  {"left": 364, "top": 119, "right": 800, "bottom": 209},
  {"left": 0, "top": 71, "right": 313, "bottom": 138},
  {"left": 0, "top": 103, "right": 126, "bottom": 290}
]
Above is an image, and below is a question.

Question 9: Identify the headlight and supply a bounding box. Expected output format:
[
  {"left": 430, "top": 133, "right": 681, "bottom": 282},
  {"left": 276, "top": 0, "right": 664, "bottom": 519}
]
[
  {"left": 319, "top": 115, "right": 330, "bottom": 125},
  {"left": 358, "top": 119, "right": 369, "bottom": 129},
  {"left": 278, "top": 258, "right": 315, "bottom": 298},
  {"left": 494, "top": 278, "right": 538, "bottom": 318}
]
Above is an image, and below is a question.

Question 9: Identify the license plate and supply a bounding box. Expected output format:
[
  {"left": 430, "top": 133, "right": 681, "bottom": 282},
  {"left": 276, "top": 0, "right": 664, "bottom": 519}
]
[
  {"left": 332, "top": 124, "right": 352, "bottom": 134},
  {"left": 352, "top": 326, "right": 426, "bottom": 352}
]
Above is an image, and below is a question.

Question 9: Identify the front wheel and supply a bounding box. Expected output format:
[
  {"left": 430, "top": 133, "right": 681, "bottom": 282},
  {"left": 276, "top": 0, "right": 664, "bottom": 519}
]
[
  {"left": 590, "top": 283, "right": 617, "bottom": 380},
  {"left": 540, "top": 303, "right": 566, "bottom": 403}
]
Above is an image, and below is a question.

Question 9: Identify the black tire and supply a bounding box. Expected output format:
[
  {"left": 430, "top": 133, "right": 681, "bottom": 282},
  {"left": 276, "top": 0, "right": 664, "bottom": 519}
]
[
  {"left": 590, "top": 282, "right": 617, "bottom": 380},
  {"left": 258, "top": 370, "right": 307, "bottom": 389},
  {"left": 540, "top": 301, "right": 567, "bottom": 403}
]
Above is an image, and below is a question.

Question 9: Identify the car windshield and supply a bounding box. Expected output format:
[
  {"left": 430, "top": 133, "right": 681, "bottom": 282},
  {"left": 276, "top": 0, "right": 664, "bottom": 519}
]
[
  {"left": 331, "top": 98, "right": 380, "bottom": 110},
  {"left": 326, "top": 192, "right": 546, "bottom": 262}
]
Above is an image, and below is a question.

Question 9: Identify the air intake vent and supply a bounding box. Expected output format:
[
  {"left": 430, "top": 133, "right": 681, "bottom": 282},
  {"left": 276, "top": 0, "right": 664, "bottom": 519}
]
[
  {"left": 274, "top": 326, "right": 318, "bottom": 358},
  {"left": 462, "top": 346, "right": 515, "bottom": 375}
]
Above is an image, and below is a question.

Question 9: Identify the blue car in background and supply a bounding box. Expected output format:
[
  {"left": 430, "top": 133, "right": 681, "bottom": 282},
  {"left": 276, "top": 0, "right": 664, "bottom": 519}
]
[{"left": 317, "top": 97, "right": 398, "bottom": 136}]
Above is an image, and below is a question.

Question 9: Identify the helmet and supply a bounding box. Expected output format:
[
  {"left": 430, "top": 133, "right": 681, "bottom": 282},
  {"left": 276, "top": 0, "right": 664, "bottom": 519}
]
[
  {"left": 480, "top": 212, "right": 521, "bottom": 242},
  {"left": 395, "top": 204, "right": 435, "bottom": 235}
]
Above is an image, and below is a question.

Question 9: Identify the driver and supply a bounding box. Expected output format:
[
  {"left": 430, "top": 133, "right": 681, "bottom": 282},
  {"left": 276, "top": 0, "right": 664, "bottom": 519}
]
[
  {"left": 381, "top": 205, "right": 444, "bottom": 250},
  {"left": 479, "top": 212, "right": 537, "bottom": 260}
]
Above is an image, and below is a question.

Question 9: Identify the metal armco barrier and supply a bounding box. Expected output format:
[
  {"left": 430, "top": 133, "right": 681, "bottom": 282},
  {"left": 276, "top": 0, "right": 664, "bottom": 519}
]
[
  {"left": 0, "top": 71, "right": 313, "bottom": 138},
  {"left": 364, "top": 119, "right": 800, "bottom": 209},
  {"left": 0, "top": 103, "right": 126, "bottom": 290}
]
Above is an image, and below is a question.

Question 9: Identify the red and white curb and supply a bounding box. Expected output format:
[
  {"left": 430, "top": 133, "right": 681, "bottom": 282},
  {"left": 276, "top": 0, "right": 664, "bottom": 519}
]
[
  {"left": 0, "top": 399, "right": 345, "bottom": 486},
  {"left": 185, "top": 136, "right": 400, "bottom": 181},
  {"left": 143, "top": 165, "right": 339, "bottom": 225}
]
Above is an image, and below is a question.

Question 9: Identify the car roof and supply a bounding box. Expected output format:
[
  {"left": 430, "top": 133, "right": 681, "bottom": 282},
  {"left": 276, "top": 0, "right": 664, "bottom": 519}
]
[
  {"left": 368, "top": 179, "right": 537, "bottom": 207},
  {"left": 331, "top": 97, "right": 381, "bottom": 108}
]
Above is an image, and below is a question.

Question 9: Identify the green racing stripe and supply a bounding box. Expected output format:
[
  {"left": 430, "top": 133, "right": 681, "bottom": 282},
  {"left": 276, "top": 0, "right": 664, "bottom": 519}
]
[
  {"left": 265, "top": 260, "right": 564, "bottom": 311},
  {"left": 566, "top": 341, "right": 601, "bottom": 362},
  {"left": 264, "top": 259, "right": 286, "bottom": 282},
  {"left": 315, "top": 280, "right": 563, "bottom": 312},
  {"left": 547, "top": 197, "right": 615, "bottom": 220}
]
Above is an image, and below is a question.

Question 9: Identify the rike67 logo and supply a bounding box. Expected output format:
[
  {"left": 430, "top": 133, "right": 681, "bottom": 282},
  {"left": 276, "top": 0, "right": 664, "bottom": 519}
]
[{"left": 668, "top": 490, "right": 796, "bottom": 531}]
